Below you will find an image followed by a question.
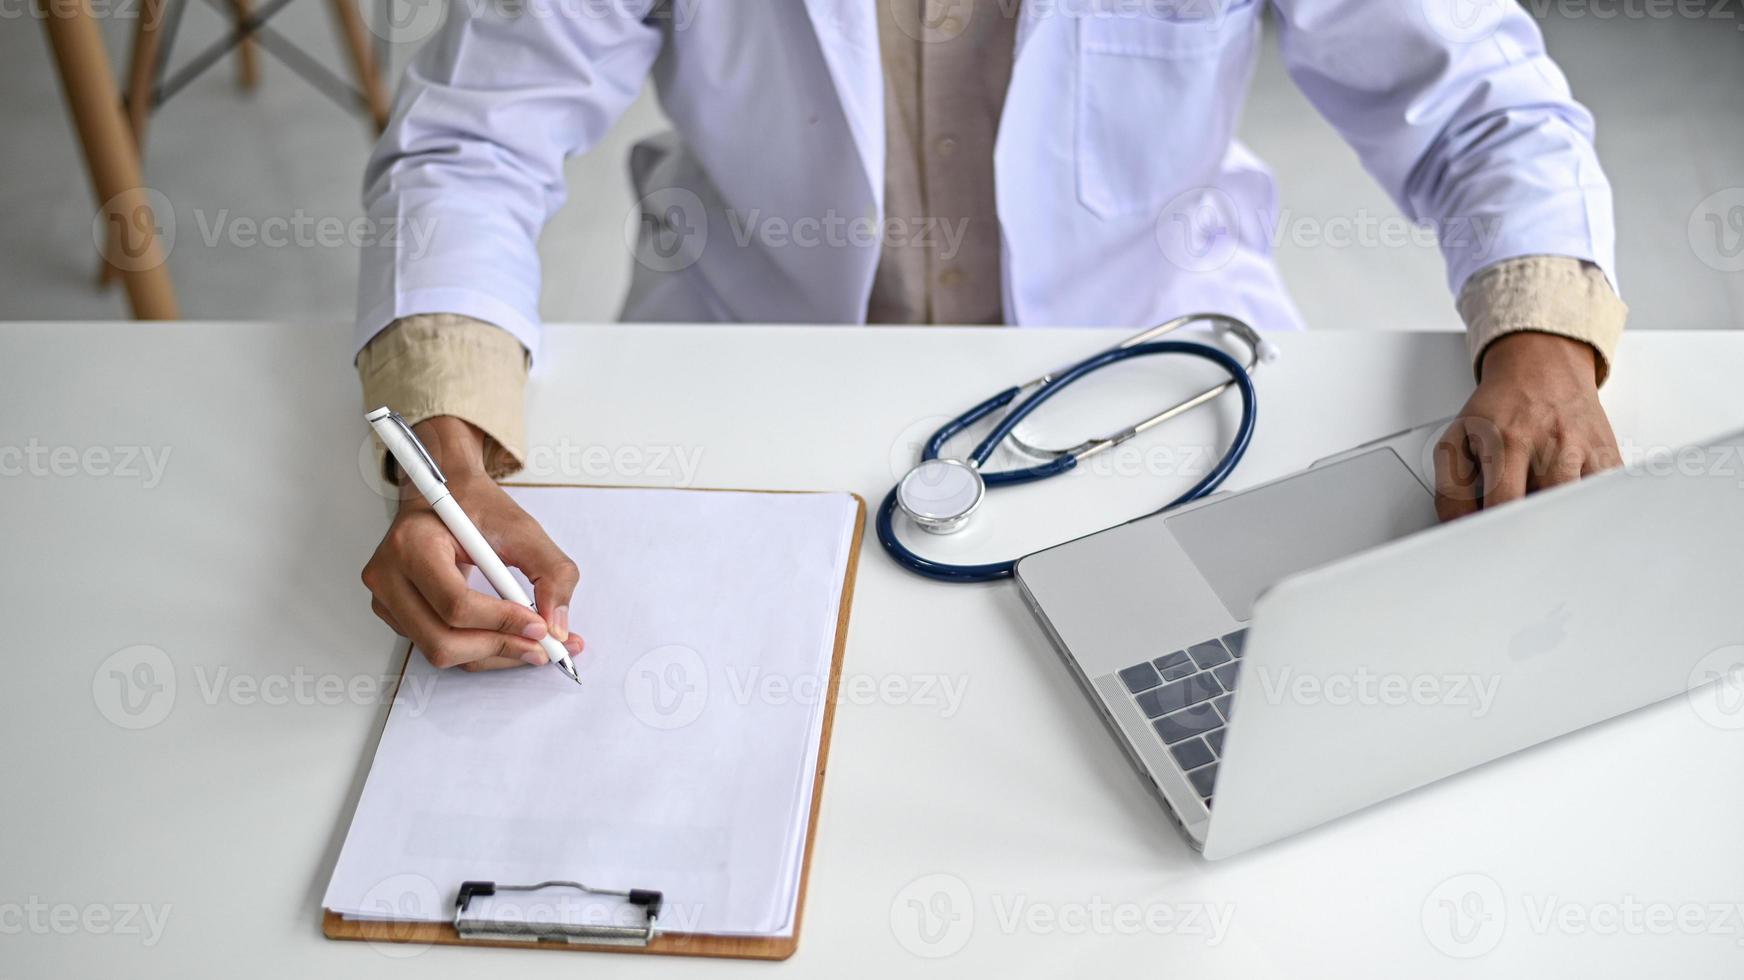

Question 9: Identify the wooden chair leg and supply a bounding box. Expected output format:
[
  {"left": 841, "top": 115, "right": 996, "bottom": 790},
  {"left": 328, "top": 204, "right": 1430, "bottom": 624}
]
[
  {"left": 40, "top": 0, "right": 179, "bottom": 319},
  {"left": 231, "top": 0, "right": 260, "bottom": 90},
  {"left": 325, "top": 0, "right": 389, "bottom": 132},
  {"left": 125, "top": 0, "right": 165, "bottom": 146},
  {"left": 100, "top": 0, "right": 166, "bottom": 288}
]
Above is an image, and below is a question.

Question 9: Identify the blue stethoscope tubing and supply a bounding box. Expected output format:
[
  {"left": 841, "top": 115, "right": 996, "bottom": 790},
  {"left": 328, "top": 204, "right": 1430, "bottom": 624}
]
[{"left": 877, "top": 339, "right": 1259, "bottom": 583}]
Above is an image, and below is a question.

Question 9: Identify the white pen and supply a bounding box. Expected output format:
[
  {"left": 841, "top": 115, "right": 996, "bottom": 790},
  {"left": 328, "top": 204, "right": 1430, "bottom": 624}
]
[{"left": 366, "top": 407, "right": 582, "bottom": 686}]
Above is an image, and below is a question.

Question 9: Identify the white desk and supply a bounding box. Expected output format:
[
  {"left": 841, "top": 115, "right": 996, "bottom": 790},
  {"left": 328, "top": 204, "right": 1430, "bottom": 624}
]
[{"left": 3, "top": 323, "right": 1743, "bottom": 979}]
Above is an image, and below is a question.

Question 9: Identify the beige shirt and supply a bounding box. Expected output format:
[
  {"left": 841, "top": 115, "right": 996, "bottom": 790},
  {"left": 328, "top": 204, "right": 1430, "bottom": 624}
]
[
  {"left": 866, "top": 0, "right": 1014, "bottom": 324},
  {"left": 360, "top": 2, "right": 1628, "bottom": 477}
]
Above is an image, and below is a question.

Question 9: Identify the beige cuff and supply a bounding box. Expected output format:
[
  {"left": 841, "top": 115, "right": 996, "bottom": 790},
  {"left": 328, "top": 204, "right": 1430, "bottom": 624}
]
[
  {"left": 1458, "top": 255, "right": 1628, "bottom": 387},
  {"left": 357, "top": 313, "right": 530, "bottom": 480}
]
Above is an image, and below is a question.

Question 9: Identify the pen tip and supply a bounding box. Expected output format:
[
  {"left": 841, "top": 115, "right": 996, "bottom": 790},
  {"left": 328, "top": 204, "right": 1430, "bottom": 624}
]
[{"left": 558, "top": 660, "right": 582, "bottom": 686}]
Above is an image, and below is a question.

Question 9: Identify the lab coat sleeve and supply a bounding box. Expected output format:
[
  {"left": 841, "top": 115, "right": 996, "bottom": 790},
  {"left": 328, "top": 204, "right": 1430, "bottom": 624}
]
[
  {"left": 1267, "top": 0, "right": 1617, "bottom": 299},
  {"left": 353, "top": 1, "right": 664, "bottom": 359}
]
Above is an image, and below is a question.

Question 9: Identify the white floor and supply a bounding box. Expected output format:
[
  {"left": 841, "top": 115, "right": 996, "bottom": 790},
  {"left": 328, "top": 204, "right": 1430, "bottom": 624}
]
[{"left": 4, "top": 4, "right": 1741, "bottom": 332}]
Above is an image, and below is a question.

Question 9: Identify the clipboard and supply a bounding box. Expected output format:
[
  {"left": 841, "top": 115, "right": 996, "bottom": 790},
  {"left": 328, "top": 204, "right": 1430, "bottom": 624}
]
[{"left": 323, "top": 485, "right": 867, "bottom": 961}]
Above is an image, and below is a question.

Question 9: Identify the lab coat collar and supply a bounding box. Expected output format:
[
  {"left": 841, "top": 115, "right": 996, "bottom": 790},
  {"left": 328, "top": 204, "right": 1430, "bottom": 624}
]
[{"left": 802, "top": 0, "right": 886, "bottom": 215}]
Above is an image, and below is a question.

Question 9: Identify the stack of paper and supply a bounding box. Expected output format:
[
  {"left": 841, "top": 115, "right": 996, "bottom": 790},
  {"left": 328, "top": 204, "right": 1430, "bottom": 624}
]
[{"left": 323, "top": 486, "right": 860, "bottom": 938}]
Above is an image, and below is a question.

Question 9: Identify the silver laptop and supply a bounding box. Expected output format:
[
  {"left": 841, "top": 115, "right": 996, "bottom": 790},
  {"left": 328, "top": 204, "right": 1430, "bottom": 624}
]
[{"left": 1014, "top": 421, "right": 1744, "bottom": 859}]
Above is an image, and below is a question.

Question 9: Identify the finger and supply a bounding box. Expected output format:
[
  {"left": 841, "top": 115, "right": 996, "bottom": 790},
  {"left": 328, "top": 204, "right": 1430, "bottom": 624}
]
[
  {"left": 370, "top": 597, "right": 404, "bottom": 637},
  {"left": 467, "top": 633, "right": 584, "bottom": 673},
  {"left": 1585, "top": 444, "right": 1624, "bottom": 475},
  {"left": 403, "top": 541, "right": 548, "bottom": 638},
  {"left": 1481, "top": 440, "right": 1532, "bottom": 510},
  {"left": 466, "top": 631, "right": 588, "bottom": 672},
  {"left": 498, "top": 527, "right": 581, "bottom": 642},
  {"left": 461, "top": 656, "right": 527, "bottom": 672},
  {"left": 380, "top": 572, "right": 545, "bottom": 669},
  {"left": 1534, "top": 440, "right": 1585, "bottom": 490},
  {"left": 1433, "top": 420, "right": 1482, "bottom": 522},
  {"left": 1585, "top": 424, "right": 1624, "bottom": 476}
]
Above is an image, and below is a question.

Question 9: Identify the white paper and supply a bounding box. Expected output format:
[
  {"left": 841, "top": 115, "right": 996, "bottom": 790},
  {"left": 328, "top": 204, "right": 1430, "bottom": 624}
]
[{"left": 322, "top": 487, "right": 858, "bottom": 938}]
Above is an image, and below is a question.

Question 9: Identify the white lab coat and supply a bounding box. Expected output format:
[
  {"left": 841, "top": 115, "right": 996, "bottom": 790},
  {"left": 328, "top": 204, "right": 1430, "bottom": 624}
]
[{"left": 355, "top": 0, "right": 1616, "bottom": 359}]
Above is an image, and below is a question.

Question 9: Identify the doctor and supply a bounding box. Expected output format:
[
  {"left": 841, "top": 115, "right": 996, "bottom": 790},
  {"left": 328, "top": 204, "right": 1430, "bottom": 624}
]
[{"left": 357, "top": 0, "right": 1628, "bottom": 671}]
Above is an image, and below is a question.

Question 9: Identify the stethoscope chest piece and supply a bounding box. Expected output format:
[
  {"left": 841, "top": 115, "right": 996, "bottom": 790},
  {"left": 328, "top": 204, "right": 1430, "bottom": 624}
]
[{"left": 896, "top": 457, "right": 985, "bottom": 534}]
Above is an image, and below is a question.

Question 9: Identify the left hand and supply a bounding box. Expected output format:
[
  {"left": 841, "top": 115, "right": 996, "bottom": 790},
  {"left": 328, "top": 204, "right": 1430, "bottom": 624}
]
[{"left": 1432, "top": 331, "right": 1622, "bottom": 521}]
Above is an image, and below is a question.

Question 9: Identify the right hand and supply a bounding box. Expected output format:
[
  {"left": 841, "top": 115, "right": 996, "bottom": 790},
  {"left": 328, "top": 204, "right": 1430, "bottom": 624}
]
[{"left": 362, "top": 416, "right": 585, "bottom": 671}]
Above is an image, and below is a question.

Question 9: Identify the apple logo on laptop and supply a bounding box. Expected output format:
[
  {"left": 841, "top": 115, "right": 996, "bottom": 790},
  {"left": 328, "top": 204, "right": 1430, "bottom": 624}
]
[{"left": 1509, "top": 603, "right": 1572, "bottom": 661}]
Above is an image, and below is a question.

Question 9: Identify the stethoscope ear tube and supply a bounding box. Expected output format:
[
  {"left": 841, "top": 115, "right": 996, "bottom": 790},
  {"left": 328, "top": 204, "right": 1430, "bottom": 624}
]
[{"left": 878, "top": 339, "right": 1258, "bottom": 583}]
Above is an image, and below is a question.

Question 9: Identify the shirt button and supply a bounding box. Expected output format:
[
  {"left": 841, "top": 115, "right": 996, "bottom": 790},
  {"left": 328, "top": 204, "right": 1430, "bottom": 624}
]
[
  {"left": 935, "top": 136, "right": 958, "bottom": 157},
  {"left": 939, "top": 269, "right": 964, "bottom": 288}
]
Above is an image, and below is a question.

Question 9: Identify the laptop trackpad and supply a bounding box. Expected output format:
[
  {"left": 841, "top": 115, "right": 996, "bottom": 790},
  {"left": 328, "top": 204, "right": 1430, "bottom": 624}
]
[{"left": 1164, "top": 449, "right": 1439, "bottom": 621}]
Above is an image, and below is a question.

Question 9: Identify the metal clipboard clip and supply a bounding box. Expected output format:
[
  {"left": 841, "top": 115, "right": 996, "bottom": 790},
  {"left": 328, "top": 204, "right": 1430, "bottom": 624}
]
[{"left": 453, "top": 880, "right": 664, "bottom": 947}]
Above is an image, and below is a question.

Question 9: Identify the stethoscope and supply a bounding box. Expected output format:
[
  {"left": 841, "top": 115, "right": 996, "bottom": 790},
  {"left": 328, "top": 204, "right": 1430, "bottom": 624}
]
[{"left": 877, "top": 314, "right": 1280, "bottom": 583}]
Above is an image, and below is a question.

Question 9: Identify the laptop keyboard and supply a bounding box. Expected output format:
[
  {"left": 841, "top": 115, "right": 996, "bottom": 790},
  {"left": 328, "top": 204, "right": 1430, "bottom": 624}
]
[{"left": 1113, "top": 628, "right": 1247, "bottom": 809}]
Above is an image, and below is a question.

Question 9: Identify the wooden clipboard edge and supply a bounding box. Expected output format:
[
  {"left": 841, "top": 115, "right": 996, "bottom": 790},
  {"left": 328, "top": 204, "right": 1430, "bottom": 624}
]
[{"left": 323, "top": 485, "right": 869, "bottom": 963}]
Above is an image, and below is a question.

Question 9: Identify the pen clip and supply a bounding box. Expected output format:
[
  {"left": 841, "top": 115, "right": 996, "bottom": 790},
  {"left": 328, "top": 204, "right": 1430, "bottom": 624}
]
[{"left": 383, "top": 410, "right": 446, "bottom": 485}]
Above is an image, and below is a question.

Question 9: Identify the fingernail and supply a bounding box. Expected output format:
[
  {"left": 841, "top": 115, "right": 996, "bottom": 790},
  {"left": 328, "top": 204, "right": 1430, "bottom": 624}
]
[
  {"left": 522, "top": 649, "right": 547, "bottom": 666},
  {"left": 522, "top": 621, "right": 547, "bottom": 640},
  {"left": 554, "top": 605, "right": 570, "bottom": 642}
]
